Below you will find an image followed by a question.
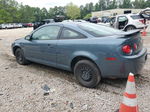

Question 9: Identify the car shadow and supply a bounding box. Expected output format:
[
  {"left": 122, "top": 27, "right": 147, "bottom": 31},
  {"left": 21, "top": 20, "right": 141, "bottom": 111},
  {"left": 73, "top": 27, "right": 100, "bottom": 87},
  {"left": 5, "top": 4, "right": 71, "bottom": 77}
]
[
  {"left": 23, "top": 62, "right": 129, "bottom": 93},
  {"left": 26, "top": 62, "right": 75, "bottom": 83},
  {"left": 27, "top": 62, "right": 129, "bottom": 90}
]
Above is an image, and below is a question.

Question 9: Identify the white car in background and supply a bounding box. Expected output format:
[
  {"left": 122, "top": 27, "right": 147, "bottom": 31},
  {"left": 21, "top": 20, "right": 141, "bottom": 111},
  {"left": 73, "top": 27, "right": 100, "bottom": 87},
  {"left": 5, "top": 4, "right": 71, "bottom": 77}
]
[
  {"left": 110, "top": 14, "right": 148, "bottom": 31},
  {"left": 0, "top": 24, "right": 7, "bottom": 29},
  {"left": 0, "top": 23, "right": 14, "bottom": 29},
  {"left": 98, "top": 8, "right": 150, "bottom": 31},
  {"left": 6, "top": 24, "right": 14, "bottom": 29},
  {"left": 13, "top": 23, "right": 23, "bottom": 28},
  {"left": 0, "top": 23, "right": 23, "bottom": 29}
]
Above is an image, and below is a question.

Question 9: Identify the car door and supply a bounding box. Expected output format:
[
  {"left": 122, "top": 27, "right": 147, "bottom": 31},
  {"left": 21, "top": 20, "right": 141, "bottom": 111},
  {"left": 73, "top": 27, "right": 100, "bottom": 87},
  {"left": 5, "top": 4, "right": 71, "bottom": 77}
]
[
  {"left": 23, "top": 25, "right": 61, "bottom": 67},
  {"left": 117, "top": 16, "right": 128, "bottom": 29},
  {"left": 109, "top": 17, "right": 117, "bottom": 28}
]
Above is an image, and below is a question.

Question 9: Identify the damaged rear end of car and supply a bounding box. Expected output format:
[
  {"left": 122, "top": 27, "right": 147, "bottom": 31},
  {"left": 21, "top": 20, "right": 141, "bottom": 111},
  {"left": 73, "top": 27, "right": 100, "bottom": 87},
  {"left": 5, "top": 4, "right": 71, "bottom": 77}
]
[{"left": 116, "top": 30, "right": 147, "bottom": 78}]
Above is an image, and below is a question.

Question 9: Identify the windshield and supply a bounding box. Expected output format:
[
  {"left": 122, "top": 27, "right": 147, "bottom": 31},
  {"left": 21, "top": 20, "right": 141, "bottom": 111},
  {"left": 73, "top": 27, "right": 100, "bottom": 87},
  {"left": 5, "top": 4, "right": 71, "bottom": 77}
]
[{"left": 78, "top": 23, "right": 123, "bottom": 37}]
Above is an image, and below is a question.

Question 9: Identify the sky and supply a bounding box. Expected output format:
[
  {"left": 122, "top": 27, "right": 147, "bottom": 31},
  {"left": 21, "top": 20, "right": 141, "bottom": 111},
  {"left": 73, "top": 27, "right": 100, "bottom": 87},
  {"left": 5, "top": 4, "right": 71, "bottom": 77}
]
[{"left": 15, "top": 0, "right": 99, "bottom": 9}]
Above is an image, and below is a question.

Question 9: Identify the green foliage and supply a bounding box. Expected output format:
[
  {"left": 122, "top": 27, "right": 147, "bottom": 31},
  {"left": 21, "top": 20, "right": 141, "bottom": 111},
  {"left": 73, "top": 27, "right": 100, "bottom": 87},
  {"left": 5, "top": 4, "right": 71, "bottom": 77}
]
[
  {"left": 18, "top": 5, "right": 36, "bottom": 23},
  {"left": 83, "top": 13, "right": 91, "bottom": 19},
  {"left": 66, "top": 3, "right": 80, "bottom": 19},
  {"left": 133, "top": 0, "right": 147, "bottom": 8},
  {"left": 95, "top": 3, "right": 100, "bottom": 11},
  {"left": 145, "top": 0, "right": 150, "bottom": 8},
  {"left": 98, "top": 0, "right": 106, "bottom": 10},
  {"left": 108, "top": 0, "right": 117, "bottom": 9},
  {"left": 0, "top": 0, "right": 18, "bottom": 23},
  {"left": 120, "top": 0, "right": 132, "bottom": 8}
]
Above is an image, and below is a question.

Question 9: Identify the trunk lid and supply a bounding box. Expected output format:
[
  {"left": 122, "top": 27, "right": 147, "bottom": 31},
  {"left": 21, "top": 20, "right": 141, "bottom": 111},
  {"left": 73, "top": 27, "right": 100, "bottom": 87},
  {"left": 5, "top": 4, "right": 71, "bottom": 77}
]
[
  {"left": 118, "top": 30, "right": 143, "bottom": 55},
  {"left": 139, "top": 8, "right": 150, "bottom": 19}
]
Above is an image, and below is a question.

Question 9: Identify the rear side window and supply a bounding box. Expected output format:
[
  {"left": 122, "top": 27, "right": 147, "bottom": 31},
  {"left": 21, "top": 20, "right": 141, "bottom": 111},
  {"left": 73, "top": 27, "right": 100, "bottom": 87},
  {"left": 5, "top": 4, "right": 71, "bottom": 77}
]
[
  {"left": 78, "top": 23, "right": 123, "bottom": 37},
  {"left": 130, "top": 15, "right": 142, "bottom": 19},
  {"left": 60, "top": 28, "right": 86, "bottom": 39}
]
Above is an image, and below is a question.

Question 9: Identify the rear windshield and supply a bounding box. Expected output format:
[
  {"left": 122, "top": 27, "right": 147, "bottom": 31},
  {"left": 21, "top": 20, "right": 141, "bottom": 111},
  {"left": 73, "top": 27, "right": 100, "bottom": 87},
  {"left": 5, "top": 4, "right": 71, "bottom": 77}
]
[
  {"left": 130, "top": 15, "right": 142, "bottom": 19},
  {"left": 78, "top": 23, "right": 123, "bottom": 37}
]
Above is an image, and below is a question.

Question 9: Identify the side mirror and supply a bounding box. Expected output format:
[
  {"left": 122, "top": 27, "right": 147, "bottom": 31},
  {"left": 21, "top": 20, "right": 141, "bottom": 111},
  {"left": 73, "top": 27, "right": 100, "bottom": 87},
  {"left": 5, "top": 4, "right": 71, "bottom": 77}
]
[{"left": 25, "top": 35, "right": 31, "bottom": 40}]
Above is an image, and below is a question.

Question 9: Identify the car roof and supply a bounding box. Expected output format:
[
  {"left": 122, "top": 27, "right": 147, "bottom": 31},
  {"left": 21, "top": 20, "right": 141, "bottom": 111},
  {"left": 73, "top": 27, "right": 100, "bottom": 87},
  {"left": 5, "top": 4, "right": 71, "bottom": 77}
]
[
  {"left": 43, "top": 22, "right": 83, "bottom": 27},
  {"left": 38, "top": 22, "right": 93, "bottom": 37},
  {"left": 36, "top": 22, "right": 82, "bottom": 30}
]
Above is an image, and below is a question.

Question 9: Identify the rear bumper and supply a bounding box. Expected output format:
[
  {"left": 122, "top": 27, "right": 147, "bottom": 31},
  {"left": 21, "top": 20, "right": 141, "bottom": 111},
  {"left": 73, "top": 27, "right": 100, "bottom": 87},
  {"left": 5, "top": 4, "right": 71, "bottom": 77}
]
[
  {"left": 137, "top": 25, "right": 148, "bottom": 29},
  {"left": 99, "top": 48, "right": 147, "bottom": 78},
  {"left": 122, "top": 48, "right": 147, "bottom": 77}
]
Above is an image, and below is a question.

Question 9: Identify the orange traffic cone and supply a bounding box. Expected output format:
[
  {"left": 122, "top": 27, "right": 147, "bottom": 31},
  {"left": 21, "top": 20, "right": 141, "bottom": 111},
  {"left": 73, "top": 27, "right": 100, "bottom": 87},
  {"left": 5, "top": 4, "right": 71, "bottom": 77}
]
[
  {"left": 119, "top": 73, "right": 139, "bottom": 112},
  {"left": 141, "top": 27, "right": 147, "bottom": 36}
]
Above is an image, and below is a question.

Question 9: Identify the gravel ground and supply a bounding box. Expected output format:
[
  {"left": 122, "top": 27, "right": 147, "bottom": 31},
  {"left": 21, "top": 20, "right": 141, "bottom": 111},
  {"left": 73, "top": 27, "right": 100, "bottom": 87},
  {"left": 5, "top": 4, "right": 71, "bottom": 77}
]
[{"left": 0, "top": 26, "right": 150, "bottom": 112}]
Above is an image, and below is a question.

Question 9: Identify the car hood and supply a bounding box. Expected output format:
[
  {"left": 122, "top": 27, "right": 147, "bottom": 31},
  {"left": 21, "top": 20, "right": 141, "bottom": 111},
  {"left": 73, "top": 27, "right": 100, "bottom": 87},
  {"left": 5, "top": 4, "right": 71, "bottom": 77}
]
[{"left": 15, "top": 38, "right": 25, "bottom": 42}]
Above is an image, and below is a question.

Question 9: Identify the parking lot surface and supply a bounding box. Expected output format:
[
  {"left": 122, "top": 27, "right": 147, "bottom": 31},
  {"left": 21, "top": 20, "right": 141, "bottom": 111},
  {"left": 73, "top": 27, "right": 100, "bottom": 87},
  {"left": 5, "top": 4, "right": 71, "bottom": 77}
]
[{"left": 0, "top": 26, "right": 150, "bottom": 112}]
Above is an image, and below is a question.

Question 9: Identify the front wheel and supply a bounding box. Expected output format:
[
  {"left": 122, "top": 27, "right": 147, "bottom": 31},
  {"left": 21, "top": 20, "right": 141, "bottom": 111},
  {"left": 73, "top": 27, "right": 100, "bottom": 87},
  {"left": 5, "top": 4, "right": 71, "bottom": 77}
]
[
  {"left": 74, "top": 60, "right": 101, "bottom": 88},
  {"left": 15, "top": 48, "right": 30, "bottom": 65}
]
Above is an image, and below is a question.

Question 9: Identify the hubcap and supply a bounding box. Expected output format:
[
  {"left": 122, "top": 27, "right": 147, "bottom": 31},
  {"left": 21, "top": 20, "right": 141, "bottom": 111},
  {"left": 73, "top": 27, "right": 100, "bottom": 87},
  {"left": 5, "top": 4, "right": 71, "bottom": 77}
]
[
  {"left": 80, "top": 66, "right": 92, "bottom": 81},
  {"left": 16, "top": 52, "right": 23, "bottom": 63}
]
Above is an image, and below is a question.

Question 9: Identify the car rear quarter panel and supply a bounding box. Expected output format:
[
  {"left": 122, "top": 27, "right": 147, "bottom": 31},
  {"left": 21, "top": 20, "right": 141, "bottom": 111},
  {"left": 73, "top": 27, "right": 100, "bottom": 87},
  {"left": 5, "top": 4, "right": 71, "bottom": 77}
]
[{"left": 56, "top": 37, "right": 125, "bottom": 77}]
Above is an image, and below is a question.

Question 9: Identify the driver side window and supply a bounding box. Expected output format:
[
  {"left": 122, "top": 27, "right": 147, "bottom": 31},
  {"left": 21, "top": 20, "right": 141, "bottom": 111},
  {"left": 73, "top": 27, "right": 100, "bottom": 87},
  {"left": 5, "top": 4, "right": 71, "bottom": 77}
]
[{"left": 32, "top": 25, "right": 61, "bottom": 40}]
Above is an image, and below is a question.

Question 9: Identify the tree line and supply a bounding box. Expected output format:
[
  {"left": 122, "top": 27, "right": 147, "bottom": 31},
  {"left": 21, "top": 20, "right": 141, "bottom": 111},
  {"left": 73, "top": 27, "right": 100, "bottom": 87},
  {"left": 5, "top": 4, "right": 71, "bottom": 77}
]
[{"left": 0, "top": 0, "right": 150, "bottom": 24}]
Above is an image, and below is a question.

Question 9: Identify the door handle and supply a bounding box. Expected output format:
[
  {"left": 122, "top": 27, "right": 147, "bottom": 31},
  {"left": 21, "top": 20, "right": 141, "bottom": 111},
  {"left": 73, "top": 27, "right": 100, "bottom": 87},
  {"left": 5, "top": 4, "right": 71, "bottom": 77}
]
[{"left": 47, "top": 44, "right": 54, "bottom": 48}]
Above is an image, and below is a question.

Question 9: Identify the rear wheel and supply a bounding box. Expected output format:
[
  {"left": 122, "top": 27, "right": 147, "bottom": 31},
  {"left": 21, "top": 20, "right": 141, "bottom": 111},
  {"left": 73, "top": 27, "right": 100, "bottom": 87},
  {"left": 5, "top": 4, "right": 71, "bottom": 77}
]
[
  {"left": 125, "top": 26, "right": 136, "bottom": 31},
  {"left": 74, "top": 60, "right": 101, "bottom": 88},
  {"left": 15, "top": 48, "right": 30, "bottom": 65}
]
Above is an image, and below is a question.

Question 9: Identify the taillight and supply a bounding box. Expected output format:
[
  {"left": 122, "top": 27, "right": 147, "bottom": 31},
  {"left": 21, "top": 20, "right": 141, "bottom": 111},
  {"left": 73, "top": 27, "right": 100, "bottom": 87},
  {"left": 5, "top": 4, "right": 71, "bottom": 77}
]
[
  {"left": 122, "top": 45, "right": 132, "bottom": 54},
  {"left": 139, "top": 19, "right": 144, "bottom": 24}
]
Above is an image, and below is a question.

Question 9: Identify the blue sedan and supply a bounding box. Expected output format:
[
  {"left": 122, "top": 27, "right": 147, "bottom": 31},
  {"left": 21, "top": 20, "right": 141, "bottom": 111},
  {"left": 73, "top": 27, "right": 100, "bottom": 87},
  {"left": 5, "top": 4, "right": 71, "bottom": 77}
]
[{"left": 12, "top": 22, "right": 147, "bottom": 88}]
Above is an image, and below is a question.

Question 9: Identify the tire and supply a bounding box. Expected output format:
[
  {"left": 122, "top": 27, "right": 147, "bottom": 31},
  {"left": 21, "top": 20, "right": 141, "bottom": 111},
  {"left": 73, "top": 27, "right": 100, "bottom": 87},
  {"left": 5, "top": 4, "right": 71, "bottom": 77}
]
[
  {"left": 125, "top": 26, "right": 136, "bottom": 31},
  {"left": 74, "top": 60, "right": 101, "bottom": 88},
  {"left": 15, "top": 48, "right": 30, "bottom": 65}
]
